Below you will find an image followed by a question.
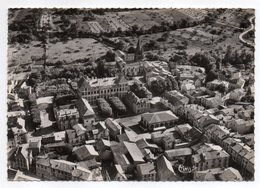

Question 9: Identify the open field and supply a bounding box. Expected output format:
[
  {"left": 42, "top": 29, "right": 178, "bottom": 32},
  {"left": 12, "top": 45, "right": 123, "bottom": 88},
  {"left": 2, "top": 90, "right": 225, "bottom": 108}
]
[
  {"left": 47, "top": 38, "right": 111, "bottom": 63},
  {"left": 8, "top": 38, "right": 112, "bottom": 68},
  {"left": 8, "top": 41, "right": 44, "bottom": 67}
]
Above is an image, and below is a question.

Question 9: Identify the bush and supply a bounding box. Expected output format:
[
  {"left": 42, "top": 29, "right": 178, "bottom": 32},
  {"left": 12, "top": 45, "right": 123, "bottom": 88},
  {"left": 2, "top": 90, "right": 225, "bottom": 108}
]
[{"left": 97, "top": 98, "right": 113, "bottom": 117}]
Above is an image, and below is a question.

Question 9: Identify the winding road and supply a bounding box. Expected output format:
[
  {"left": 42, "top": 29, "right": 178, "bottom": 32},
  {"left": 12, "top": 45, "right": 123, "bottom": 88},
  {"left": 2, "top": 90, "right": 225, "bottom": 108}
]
[{"left": 239, "top": 16, "right": 255, "bottom": 48}]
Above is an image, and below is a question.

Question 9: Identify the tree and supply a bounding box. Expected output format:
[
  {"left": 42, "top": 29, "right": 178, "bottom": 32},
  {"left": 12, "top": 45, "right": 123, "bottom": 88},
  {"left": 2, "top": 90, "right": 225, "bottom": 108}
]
[
  {"left": 26, "top": 73, "right": 39, "bottom": 87},
  {"left": 96, "top": 98, "right": 113, "bottom": 117},
  {"left": 104, "top": 50, "right": 116, "bottom": 62},
  {"left": 131, "top": 24, "right": 139, "bottom": 35},
  {"left": 222, "top": 45, "right": 233, "bottom": 65},
  {"left": 150, "top": 80, "right": 166, "bottom": 96},
  {"left": 205, "top": 69, "right": 218, "bottom": 83},
  {"left": 143, "top": 40, "right": 159, "bottom": 51},
  {"left": 96, "top": 60, "right": 108, "bottom": 78},
  {"left": 145, "top": 52, "right": 159, "bottom": 61},
  {"left": 127, "top": 46, "right": 135, "bottom": 53},
  {"left": 216, "top": 83, "right": 227, "bottom": 93},
  {"left": 190, "top": 52, "right": 212, "bottom": 73},
  {"left": 109, "top": 97, "right": 126, "bottom": 115},
  {"left": 240, "top": 20, "right": 250, "bottom": 28},
  {"left": 116, "top": 40, "right": 125, "bottom": 51},
  {"left": 138, "top": 87, "right": 148, "bottom": 98},
  {"left": 130, "top": 82, "right": 140, "bottom": 93}
]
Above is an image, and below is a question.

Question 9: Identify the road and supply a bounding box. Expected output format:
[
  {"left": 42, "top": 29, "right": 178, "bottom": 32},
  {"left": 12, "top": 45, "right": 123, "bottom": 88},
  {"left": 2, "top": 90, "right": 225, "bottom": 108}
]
[{"left": 239, "top": 16, "right": 255, "bottom": 48}]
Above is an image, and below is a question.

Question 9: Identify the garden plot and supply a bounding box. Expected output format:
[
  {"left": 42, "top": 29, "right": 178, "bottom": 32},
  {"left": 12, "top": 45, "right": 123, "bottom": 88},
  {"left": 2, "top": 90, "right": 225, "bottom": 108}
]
[
  {"left": 87, "top": 21, "right": 105, "bottom": 33},
  {"left": 118, "top": 10, "right": 160, "bottom": 30},
  {"left": 103, "top": 13, "right": 130, "bottom": 32},
  {"left": 94, "top": 15, "right": 111, "bottom": 32},
  {"left": 148, "top": 9, "right": 195, "bottom": 23},
  {"left": 178, "top": 9, "right": 208, "bottom": 21}
]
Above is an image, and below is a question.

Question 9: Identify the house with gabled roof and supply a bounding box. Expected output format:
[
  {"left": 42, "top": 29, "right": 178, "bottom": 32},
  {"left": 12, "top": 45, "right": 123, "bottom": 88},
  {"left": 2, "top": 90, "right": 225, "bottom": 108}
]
[
  {"left": 136, "top": 162, "right": 157, "bottom": 181},
  {"left": 156, "top": 155, "right": 178, "bottom": 181},
  {"left": 72, "top": 145, "right": 99, "bottom": 161},
  {"left": 140, "top": 110, "right": 179, "bottom": 131},
  {"left": 103, "top": 164, "right": 128, "bottom": 181},
  {"left": 105, "top": 118, "right": 122, "bottom": 139},
  {"left": 8, "top": 143, "right": 32, "bottom": 172},
  {"left": 76, "top": 97, "right": 95, "bottom": 129}
]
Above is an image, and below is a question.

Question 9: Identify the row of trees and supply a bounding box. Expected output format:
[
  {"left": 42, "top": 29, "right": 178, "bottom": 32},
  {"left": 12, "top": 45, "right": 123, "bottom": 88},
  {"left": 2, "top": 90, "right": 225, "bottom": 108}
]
[
  {"left": 109, "top": 97, "right": 127, "bottom": 116},
  {"left": 96, "top": 97, "right": 127, "bottom": 117},
  {"left": 28, "top": 93, "right": 41, "bottom": 127},
  {"left": 149, "top": 76, "right": 180, "bottom": 96},
  {"left": 222, "top": 46, "right": 253, "bottom": 67}
]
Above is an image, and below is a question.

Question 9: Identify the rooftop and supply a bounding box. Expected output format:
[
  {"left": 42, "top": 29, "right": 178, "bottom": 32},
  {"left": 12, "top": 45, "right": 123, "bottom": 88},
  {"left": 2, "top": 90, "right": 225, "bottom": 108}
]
[
  {"left": 165, "top": 148, "right": 192, "bottom": 158},
  {"left": 124, "top": 141, "right": 145, "bottom": 163},
  {"left": 141, "top": 110, "right": 178, "bottom": 124},
  {"left": 73, "top": 145, "right": 99, "bottom": 161},
  {"left": 136, "top": 162, "right": 156, "bottom": 175}
]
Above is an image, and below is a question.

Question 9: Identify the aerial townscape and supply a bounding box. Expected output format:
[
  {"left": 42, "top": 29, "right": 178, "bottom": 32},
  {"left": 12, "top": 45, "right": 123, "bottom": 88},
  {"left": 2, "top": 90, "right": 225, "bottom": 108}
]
[{"left": 7, "top": 8, "right": 255, "bottom": 181}]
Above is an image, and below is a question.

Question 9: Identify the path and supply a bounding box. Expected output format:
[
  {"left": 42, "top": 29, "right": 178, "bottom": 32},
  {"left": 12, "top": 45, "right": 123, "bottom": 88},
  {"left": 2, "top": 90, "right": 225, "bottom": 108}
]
[{"left": 239, "top": 16, "right": 255, "bottom": 48}]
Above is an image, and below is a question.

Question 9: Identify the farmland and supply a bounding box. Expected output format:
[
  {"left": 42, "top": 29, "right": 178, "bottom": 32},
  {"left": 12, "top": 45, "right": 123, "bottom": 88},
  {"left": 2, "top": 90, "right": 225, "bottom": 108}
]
[{"left": 8, "top": 38, "right": 112, "bottom": 68}]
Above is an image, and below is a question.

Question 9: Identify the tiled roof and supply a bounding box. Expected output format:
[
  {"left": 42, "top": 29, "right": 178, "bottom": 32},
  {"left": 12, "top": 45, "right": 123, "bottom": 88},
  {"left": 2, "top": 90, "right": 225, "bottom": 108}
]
[
  {"left": 73, "top": 145, "right": 99, "bottom": 161},
  {"left": 219, "top": 167, "right": 243, "bottom": 181},
  {"left": 141, "top": 110, "right": 178, "bottom": 124},
  {"left": 71, "top": 166, "right": 92, "bottom": 180},
  {"left": 136, "top": 162, "right": 156, "bottom": 175},
  {"left": 72, "top": 124, "right": 86, "bottom": 136},
  {"left": 105, "top": 118, "right": 121, "bottom": 133},
  {"left": 156, "top": 155, "right": 175, "bottom": 174},
  {"left": 50, "top": 160, "right": 76, "bottom": 173},
  {"left": 76, "top": 98, "right": 95, "bottom": 117},
  {"left": 165, "top": 148, "right": 192, "bottom": 158},
  {"left": 124, "top": 141, "right": 145, "bottom": 163}
]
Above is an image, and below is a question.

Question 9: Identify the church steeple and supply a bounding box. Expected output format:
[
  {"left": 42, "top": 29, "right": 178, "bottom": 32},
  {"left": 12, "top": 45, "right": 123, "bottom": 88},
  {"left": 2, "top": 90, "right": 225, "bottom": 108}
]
[{"left": 134, "top": 37, "right": 144, "bottom": 62}]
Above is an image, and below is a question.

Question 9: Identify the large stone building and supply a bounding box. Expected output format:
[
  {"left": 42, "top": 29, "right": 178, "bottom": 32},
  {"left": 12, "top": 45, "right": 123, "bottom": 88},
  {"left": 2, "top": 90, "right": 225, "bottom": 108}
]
[
  {"left": 124, "top": 91, "right": 151, "bottom": 114},
  {"left": 191, "top": 143, "right": 230, "bottom": 171},
  {"left": 36, "top": 158, "right": 94, "bottom": 181},
  {"left": 78, "top": 74, "right": 129, "bottom": 104},
  {"left": 54, "top": 108, "right": 79, "bottom": 131},
  {"left": 8, "top": 143, "right": 33, "bottom": 172}
]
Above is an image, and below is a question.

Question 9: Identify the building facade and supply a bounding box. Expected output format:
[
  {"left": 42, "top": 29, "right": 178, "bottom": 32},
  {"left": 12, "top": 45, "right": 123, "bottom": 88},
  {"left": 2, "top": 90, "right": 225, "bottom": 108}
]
[
  {"left": 124, "top": 91, "right": 151, "bottom": 114},
  {"left": 76, "top": 97, "right": 95, "bottom": 129},
  {"left": 140, "top": 110, "right": 179, "bottom": 131},
  {"left": 78, "top": 75, "right": 129, "bottom": 104},
  {"left": 55, "top": 108, "right": 79, "bottom": 131}
]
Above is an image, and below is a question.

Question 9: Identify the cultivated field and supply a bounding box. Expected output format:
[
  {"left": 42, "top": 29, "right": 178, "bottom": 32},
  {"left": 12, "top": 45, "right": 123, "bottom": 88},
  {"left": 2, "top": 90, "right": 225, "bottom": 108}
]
[{"left": 146, "top": 9, "right": 196, "bottom": 23}]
